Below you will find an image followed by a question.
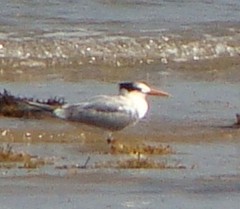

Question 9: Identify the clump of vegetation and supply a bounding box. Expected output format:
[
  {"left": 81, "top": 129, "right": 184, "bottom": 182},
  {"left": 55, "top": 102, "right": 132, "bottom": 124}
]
[
  {"left": 0, "top": 144, "right": 25, "bottom": 162},
  {"left": 0, "top": 89, "right": 65, "bottom": 118},
  {"left": 110, "top": 142, "right": 174, "bottom": 155},
  {"left": 0, "top": 144, "right": 53, "bottom": 169},
  {"left": 100, "top": 141, "right": 178, "bottom": 169}
]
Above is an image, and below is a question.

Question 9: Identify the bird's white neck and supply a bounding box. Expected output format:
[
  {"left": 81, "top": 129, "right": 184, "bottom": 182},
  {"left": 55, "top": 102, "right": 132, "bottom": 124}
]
[{"left": 123, "top": 90, "right": 148, "bottom": 119}]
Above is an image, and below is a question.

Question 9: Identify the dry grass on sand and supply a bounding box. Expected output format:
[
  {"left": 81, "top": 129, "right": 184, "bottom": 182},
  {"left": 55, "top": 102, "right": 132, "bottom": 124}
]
[{"left": 0, "top": 144, "right": 53, "bottom": 169}]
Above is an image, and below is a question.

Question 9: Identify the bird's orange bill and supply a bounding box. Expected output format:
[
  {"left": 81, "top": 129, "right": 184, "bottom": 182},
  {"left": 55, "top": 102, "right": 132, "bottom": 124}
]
[{"left": 148, "top": 88, "right": 170, "bottom": 97}]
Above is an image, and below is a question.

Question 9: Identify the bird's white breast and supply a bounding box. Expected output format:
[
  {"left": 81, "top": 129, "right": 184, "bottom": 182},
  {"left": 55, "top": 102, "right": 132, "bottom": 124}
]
[
  {"left": 132, "top": 97, "right": 148, "bottom": 119},
  {"left": 123, "top": 93, "right": 148, "bottom": 119}
]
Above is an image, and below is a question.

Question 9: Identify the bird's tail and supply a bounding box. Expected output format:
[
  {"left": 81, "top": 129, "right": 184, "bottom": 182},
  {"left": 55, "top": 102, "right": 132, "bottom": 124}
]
[{"left": 25, "top": 101, "right": 56, "bottom": 113}]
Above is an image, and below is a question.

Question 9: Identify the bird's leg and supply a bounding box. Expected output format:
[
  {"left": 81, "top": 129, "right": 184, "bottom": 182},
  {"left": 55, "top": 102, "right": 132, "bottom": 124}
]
[
  {"left": 106, "top": 132, "right": 115, "bottom": 144},
  {"left": 105, "top": 132, "right": 119, "bottom": 154}
]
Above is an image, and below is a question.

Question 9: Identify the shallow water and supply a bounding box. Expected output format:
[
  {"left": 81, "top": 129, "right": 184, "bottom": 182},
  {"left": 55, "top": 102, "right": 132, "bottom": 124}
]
[
  {"left": 0, "top": 56, "right": 240, "bottom": 209},
  {"left": 0, "top": 1, "right": 240, "bottom": 208},
  {"left": 2, "top": 0, "right": 240, "bottom": 34},
  {"left": 1, "top": 0, "right": 240, "bottom": 69},
  {"left": 0, "top": 142, "right": 239, "bottom": 209}
]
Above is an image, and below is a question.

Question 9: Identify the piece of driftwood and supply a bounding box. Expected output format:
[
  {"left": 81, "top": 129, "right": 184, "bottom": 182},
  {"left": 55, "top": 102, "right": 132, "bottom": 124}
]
[
  {"left": 236, "top": 114, "right": 240, "bottom": 125},
  {"left": 0, "top": 89, "right": 65, "bottom": 118}
]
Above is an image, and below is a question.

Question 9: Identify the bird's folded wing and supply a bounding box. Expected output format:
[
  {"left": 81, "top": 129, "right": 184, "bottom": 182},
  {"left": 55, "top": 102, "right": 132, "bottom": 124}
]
[{"left": 56, "top": 97, "right": 138, "bottom": 131}]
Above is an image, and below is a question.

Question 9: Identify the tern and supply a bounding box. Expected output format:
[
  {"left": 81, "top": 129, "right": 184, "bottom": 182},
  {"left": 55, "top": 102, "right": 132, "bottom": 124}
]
[{"left": 27, "top": 81, "right": 170, "bottom": 141}]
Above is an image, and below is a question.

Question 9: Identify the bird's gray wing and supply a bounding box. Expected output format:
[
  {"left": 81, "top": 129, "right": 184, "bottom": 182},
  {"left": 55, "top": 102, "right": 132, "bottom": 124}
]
[{"left": 54, "top": 96, "right": 138, "bottom": 131}]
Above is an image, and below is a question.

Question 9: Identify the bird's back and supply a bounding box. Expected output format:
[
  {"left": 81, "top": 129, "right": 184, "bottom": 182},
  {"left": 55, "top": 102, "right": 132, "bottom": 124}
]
[{"left": 54, "top": 95, "right": 140, "bottom": 131}]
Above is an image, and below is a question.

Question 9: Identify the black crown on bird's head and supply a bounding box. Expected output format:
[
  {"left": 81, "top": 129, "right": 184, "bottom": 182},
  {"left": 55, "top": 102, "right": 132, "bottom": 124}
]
[
  {"left": 119, "top": 82, "right": 140, "bottom": 92},
  {"left": 119, "top": 81, "right": 150, "bottom": 93}
]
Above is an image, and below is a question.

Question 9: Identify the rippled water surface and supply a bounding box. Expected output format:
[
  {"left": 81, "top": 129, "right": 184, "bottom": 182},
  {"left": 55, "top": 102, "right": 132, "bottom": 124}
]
[{"left": 0, "top": 0, "right": 240, "bottom": 71}]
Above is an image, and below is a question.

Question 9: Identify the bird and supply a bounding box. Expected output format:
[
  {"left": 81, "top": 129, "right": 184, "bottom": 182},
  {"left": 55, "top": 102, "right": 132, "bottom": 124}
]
[{"left": 26, "top": 81, "right": 170, "bottom": 142}]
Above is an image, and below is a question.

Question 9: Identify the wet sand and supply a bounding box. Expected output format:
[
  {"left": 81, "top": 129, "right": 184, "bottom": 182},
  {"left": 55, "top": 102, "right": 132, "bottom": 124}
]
[
  {"left": 0, "top": 171, "right": 240, "bottom": 209},
  {"left": 0, "top": 66, "right": 240, "bottom": 208}
]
